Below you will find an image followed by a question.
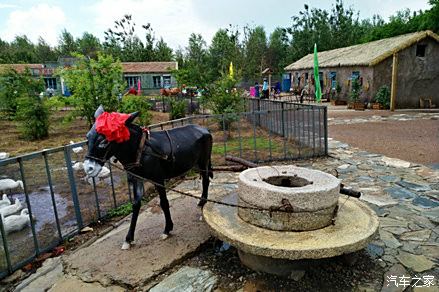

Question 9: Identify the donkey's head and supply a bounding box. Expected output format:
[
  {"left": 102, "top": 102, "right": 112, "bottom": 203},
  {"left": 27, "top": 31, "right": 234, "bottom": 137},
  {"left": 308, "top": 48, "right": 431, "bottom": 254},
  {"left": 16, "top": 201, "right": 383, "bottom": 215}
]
[{"left": 83, "top": 106, "right": 139, "bottom": 177}]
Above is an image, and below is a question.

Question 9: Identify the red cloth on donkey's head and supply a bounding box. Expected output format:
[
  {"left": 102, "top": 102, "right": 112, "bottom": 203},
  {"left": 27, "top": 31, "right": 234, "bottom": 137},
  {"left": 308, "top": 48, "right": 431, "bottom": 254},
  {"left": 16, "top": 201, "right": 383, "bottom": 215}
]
[{"left": 95, "top": 112, "right": 131, "bottom": 143}]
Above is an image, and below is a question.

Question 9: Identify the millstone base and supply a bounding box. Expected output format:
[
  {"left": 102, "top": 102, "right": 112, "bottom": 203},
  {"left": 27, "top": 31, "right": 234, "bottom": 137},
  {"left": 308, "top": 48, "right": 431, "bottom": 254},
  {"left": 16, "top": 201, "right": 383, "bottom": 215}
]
[
  {"left": 238, "top": 250, "right": 309, "bottom": 277},
  {"left": 203, "top": 193, "right": 379, "bottom": 261},
  {"left": 238, "top": 250, "right": 361, "bottom": 277}
]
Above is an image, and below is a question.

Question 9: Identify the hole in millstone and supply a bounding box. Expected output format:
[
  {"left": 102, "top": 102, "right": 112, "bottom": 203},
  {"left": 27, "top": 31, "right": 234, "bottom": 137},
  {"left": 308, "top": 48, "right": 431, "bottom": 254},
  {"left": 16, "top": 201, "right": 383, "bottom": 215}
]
[{"left": 263, "top": 175, "right": 312, "bottom": 188}]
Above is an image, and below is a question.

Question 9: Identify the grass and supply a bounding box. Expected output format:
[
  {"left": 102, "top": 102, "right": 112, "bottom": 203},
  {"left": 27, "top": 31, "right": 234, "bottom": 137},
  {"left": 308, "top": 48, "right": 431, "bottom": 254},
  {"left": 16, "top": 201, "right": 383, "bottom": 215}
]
[{"left": 212, "top": 136, "right": 282, "bottom": 155}]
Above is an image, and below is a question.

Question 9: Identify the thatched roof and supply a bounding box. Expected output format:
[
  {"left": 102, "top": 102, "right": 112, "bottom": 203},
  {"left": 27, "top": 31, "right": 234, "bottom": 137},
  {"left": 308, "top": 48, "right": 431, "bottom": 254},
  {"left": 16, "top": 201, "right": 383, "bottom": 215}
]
[
  {"left": 285, "top": 30, "right": 439, "bottom": 71},
  {"left": 121, "top": 62, "right": 178, "bottom": 73}
]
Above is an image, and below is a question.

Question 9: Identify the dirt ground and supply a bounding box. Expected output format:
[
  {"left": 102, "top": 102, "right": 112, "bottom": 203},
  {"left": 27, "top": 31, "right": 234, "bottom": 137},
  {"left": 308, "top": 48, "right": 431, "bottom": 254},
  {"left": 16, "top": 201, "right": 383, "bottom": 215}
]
[
  {"left": 0, "top": 110, "right": 170, "bottom": 156},
  {"left": 328, "top": 110, "right": 439, "bottom": 165}
]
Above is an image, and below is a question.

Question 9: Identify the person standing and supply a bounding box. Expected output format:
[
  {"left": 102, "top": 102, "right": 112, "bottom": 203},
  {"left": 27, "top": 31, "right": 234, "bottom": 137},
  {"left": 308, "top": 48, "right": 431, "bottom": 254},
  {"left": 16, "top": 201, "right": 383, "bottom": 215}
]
[
  {"left": 262, "top": 78, "right": 268, "bottom": 99},
  {"left": 254, "top": 82, "right": 260, "bottom": 98}
]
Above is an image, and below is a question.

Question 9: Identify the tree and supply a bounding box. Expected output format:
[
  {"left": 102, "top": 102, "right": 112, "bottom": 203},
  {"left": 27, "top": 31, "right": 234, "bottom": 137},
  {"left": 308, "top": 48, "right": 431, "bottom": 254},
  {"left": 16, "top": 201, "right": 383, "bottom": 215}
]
[
  {"left": 77, "top": 32, "right": 102, "bottom": 59},
  {"left": 57, "top": 29, "right": 78, "bottom": 57},
  {"left": 154, "top": 38, "right": 173, "bottom": 61},
  {"left": 183, "top": 33, "right": 209, "bottom": 86},
  {"left": 35, "top": 37, "right": 58, "bottom": 62},
  {"left": 10, "top": 35, "right": 37, "bottom": 63},
  {"left": 60, "top": 53, "right": 125, "bottom": 126},
  {"left": 267, "top": 28, "right": 289, "bottom": 75},
  {"left": 208, "top": 27, "right": 242, "bottom": 81},
  {"left": 243, "top": 26, "right": 267, "bottom": 80},
  {"left": 103, "top": 14, "right": 155, "bottom": 61}
]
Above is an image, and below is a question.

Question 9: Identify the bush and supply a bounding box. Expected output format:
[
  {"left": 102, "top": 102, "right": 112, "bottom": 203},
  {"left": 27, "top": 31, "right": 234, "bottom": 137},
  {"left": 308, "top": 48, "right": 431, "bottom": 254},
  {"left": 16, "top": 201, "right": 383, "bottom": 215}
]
[
  {"left": 349, "top": 78, "right": 361, "bottom": 102},
  {"left": 118, "top": 95, "right": 152, "bottom": 126},
  {"left": 169, "top": 98, "right": 186, "bottom": 120},
  {"left": 374, "top": 85, "right": 390, "bottom": 109},
  {"left": 0, "top": 68, "right": 45, "bottom": 119},
  {"left": 202, "top": 74, "right": 244, "bottom": 130},
  {"left": 15, "top": 95, "right": 50, "bottom": 140}
]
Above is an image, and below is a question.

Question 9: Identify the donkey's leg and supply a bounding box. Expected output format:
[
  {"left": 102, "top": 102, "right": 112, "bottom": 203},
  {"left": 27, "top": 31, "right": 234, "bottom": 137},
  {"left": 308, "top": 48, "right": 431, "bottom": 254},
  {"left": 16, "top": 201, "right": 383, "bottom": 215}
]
[
  {"left": 156, "top": 181, "right": 173, "bottom": 239},
  {"left": 122, "top": 177, "right": 144, "bottom": 250},
  {"left": 198, "top": 171, "right": 210, "bottom": 207}
]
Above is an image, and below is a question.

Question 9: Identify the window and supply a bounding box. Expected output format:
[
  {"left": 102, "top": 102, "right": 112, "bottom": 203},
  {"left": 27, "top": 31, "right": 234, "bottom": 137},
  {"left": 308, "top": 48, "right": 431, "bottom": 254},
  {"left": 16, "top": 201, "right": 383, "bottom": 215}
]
[
  {"left": 44, "top": 78, "right": 57, "bottom": 90},
  {"left": 416, "top": 44, "right": 426, "bottom": 57},
  {"left": 330, "top": 72, "right": 337, "bottom": 89},
  {"left": 304, "top": 72, "right": 309, "bottom": 85},
  {"left": 153, "top": 76, "right": 162, "bottom": 88},
  {"left": 352, "top": 71, "right": 360, "bottom": 80},
  {"left": 125, "top": 76, "right": 139, "bottom": 88},
  {"left": 163, "top": 76, "right": 171, "bottom": 88}
]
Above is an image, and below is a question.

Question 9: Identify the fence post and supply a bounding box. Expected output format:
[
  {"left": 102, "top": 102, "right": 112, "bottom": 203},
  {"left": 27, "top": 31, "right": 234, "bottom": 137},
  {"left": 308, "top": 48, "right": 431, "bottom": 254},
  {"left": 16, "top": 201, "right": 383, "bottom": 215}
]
[
  {"left": 0, "top": 215, "right": 12, "bottom": 274},
  {"left": 18, "top": 158, "right": 40, "bottom": 256},
  {"left": 64, "top": 147, "right": 84, "bottom": 230},
  {"left": 323, "top": 106, "right": 328, "bottom": 155}
]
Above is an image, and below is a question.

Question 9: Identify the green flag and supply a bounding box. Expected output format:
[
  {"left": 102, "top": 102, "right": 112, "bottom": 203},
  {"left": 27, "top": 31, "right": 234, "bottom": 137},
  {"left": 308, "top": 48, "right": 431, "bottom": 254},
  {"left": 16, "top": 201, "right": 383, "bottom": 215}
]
[{"left": 313, "top": 43, "right": 322, "bottom": 102}]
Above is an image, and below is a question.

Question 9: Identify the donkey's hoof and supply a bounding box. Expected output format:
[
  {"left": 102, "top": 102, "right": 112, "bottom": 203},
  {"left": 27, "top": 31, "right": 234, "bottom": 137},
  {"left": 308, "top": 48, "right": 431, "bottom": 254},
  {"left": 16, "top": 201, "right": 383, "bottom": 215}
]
[
  {"left": 161, "top": 233, "right": 169, "bottom": 240},
  {"left": 121, "top": 241, "right": 131, "bottom": 250}
]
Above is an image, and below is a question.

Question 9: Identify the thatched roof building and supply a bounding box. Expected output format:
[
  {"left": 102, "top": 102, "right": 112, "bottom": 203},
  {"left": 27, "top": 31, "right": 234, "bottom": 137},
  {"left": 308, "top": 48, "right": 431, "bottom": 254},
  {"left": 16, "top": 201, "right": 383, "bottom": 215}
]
[{"left": 284, "top": 31, "right": 439, "bottom": 109}]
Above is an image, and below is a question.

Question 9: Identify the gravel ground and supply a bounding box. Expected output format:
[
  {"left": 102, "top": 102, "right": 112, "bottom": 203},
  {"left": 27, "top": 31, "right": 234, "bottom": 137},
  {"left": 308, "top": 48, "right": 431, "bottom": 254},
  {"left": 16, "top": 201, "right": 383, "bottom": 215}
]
[
  {"left": 185, "top": 240, "right": 383, "bottom": 292},
  {"left": 328, "top": 111, "right": 439, "bottom": 166}
]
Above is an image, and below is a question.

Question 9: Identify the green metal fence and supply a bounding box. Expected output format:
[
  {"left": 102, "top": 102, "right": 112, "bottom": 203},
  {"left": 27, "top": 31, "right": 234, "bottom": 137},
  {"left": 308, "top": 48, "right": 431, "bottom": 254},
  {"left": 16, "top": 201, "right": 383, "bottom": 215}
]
[{"left": 0, "top": 99, "right": 327, "bottom": 278}]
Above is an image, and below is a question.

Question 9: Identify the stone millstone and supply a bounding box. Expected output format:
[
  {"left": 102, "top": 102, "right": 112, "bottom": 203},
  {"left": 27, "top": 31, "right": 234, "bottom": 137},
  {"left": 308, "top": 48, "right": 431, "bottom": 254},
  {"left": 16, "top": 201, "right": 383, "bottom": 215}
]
[
  {"left": 237, "top": 166, "right": 340, "bottom": 231},
  {"left": 203, "top": 193, "right": 379, "bottom": 260}
]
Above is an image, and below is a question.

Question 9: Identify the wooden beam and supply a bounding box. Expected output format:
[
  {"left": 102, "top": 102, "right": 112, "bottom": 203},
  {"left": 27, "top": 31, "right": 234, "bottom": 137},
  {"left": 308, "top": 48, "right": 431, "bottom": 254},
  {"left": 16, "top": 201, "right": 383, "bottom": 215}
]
[{"left": 390, "top": 53, "right": 398, "bottom": 111}]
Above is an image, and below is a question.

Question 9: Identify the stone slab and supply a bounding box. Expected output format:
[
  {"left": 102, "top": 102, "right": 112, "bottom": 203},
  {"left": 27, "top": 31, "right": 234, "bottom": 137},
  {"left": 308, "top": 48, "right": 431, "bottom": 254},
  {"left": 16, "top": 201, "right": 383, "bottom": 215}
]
[
  {"left": 150, "top": 266, "right": 217, "bottom": 292},
  {"left": 396, "top": 251, "right": 435, "bottom": 273},
  {"left": 382, "top": 157, "right": 411, "bottom": 168},
  {"left": 49, "top": 277, "right": 125, "bottom": 292},
  {"left": 64, "top": 196, "right": 211, "bottom": 287},
  {"left": 15, "top": 257, "right": 63, "bottom": 292},
  {"left": 203, "top": 193, "right": 379, "bottom": 260},
  {"left": 381, "top": 264, "right": 409, "bottom": 292}
]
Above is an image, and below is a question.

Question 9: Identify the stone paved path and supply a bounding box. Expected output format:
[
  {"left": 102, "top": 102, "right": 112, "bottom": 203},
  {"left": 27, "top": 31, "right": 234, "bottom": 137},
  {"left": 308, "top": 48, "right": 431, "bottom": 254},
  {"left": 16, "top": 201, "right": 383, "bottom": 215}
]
[{"left": 328, "top": 112, "right": 439, "bottom": 125}]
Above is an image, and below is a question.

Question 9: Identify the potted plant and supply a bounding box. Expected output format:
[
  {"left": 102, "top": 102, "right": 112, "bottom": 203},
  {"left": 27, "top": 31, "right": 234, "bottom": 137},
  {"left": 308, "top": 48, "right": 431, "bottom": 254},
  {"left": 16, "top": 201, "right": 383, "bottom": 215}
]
[
  {"left": 349, "top": 78, "right": 364, "bottom": 110},
  {"left": 330, "top": 83, "right": 346, "bottom": 105},
  {"left": 373, "top": 85, "right": 390, "bottom": 110}
]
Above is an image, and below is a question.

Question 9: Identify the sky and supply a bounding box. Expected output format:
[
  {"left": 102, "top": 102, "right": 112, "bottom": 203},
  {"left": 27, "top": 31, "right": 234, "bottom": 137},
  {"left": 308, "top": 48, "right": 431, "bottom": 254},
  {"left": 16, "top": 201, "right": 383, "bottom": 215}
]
[{"left": 0, "top": 0, "right": 432, "bottom": 49}]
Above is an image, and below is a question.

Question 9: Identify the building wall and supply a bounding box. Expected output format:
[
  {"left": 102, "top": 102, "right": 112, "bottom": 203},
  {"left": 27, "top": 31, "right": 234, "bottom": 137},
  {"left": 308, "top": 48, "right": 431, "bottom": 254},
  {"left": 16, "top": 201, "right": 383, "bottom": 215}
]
[
  {"left": 124, "top": 72, "right": 177, "bottom": 95},
  {"left": 393, "top": 37, "right": 439, "bottom": 108},
  {"left": 289, "top": 66, "right": 374, "bottom": 101}
]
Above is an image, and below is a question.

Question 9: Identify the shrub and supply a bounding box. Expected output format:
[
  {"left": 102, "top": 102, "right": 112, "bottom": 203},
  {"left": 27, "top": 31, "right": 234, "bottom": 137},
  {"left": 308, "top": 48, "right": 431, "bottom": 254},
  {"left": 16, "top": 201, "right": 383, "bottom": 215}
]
[
  {"left": 349, "top": 78, "right": 361, "bottom": 102},
  {"left": 118, "top": 95, "right": 152, "bottom": 126},
  {"left": 0, "top": 68, "right": 45, "bottom": 119},
  {"left": 374, "top": 85, "right": 390, "bottom": 109},
  {"left": 169, "top": 98, "right": 186, "bottom": 120},
  {"left": 59, "top": 53, "right": 125, "bottom": 127},
  {"left": 202, "top": 74, "right": 244, "bottom": 130},
  {"left": 15, "top": 95, "right": 50, "bottom": 140}
]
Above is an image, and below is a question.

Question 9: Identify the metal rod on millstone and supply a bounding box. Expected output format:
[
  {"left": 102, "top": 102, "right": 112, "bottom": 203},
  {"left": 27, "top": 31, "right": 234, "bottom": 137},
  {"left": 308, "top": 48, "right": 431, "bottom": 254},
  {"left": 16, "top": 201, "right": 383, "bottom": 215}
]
[{"left": 340, "top": 183, "right": 362, "bottom": 198}]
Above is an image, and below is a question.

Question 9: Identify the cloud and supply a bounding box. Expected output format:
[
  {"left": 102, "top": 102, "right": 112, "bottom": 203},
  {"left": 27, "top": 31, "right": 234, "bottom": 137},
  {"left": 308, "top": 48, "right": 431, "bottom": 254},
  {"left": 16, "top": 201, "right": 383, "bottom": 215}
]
[
  {"left": 87, "top": 0, "right": 217, "bottom": 49},
  {"left": 0, "top": 4, "right": 18, "bottom": 9},
  {"left": 0, "top": 3, "right": 66, "bottom": 45}
]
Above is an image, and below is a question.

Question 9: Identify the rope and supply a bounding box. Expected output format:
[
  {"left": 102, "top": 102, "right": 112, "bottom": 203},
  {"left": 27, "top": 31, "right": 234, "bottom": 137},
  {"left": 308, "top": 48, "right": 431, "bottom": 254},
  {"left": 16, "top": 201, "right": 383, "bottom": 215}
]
[{"left": 88, "top": 155, "right": 342, "bottom": 216}]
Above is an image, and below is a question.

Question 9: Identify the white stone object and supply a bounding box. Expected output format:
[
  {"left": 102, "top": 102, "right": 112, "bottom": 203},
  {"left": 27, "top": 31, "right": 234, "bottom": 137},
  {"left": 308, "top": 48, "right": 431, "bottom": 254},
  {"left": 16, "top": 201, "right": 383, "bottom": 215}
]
[{"left": 382, "top": 157, "right": 411, "bottom": 168}]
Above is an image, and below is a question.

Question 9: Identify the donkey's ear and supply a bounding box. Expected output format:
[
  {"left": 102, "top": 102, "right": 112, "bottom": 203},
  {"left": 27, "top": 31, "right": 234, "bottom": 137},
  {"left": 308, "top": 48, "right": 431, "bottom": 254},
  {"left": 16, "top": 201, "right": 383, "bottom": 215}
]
[
  {"left": 94, "top": 105, "right": 105, "bottom": 118},
  {"left": 125, "top": 112, "right": 140, "bottom": 125}
]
